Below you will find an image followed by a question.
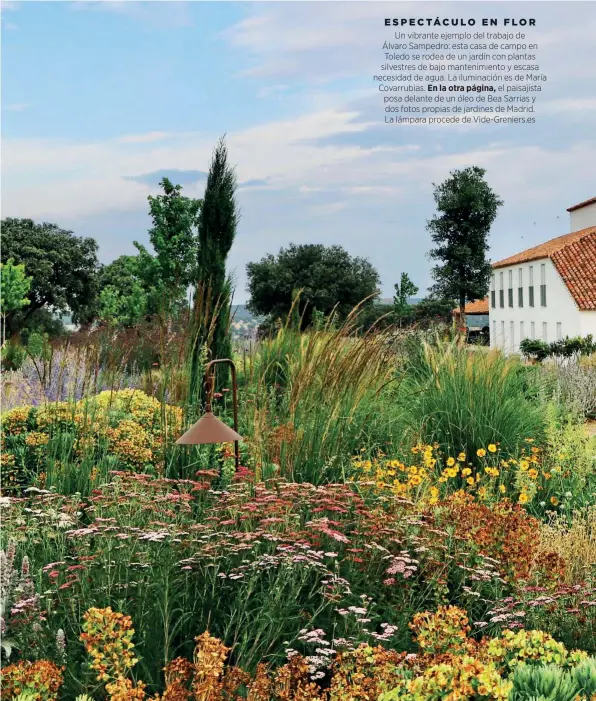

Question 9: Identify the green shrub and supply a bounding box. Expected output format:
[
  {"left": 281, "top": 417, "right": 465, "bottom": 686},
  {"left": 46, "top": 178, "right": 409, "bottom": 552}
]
[
  {"left": 572, "top": 657, "right": 596, "bottom": 698},
  {"left": 510, "top": 663, "right": 586, "bottom": 701},
  {"left": 396, "top": 336, "right": 546, "bottom": 459}
]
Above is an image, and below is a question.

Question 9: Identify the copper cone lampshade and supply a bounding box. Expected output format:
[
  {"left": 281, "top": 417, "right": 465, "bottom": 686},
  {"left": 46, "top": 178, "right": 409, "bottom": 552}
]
[{"left": 176, "top": 411, "right": 243, "bottom": 445}]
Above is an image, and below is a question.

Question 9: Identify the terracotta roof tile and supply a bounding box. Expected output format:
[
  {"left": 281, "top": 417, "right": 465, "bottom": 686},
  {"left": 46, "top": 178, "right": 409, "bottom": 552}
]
[
  {"left": 452, "top": 298, "right": 489, "bottom": 315},
  {"left": 492, "top": 226, "right": 595, "bottom": 269},
  {"left": 551, "top": 233, "right": 596, "bottom": 311},
  {"left": 492, "top": 227, "right": 596, "bottom": 311}
]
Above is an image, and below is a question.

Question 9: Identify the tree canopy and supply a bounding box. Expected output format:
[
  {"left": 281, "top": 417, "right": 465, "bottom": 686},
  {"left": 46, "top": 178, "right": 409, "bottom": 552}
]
[
  {"left": 393, "top": 272, "right": 419, "bottom": 327},
  {"left": 246, "top": 243, "right": 380, "bottom": 329},
  {"left": 134, "top": 177, "right": 202, "bottom": 317},
  {"left": 97, "top": 256, "right": 148, "bottom": 327},
  {"left": 1, "top": 218, "right": 99, "bottom": 334},
  {"left": 0, "top": 258, "right": 32, "bottom": 344},
  {"left": 427, "top": 166, "right": 503, "bottom": 317}
]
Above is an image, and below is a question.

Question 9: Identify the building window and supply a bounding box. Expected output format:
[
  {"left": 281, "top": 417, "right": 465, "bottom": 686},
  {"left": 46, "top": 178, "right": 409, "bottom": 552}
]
[
  {"left": 540, "top": 264, "right": 547, "bottom": 307},
  {"left": 508, "top": 270, "right": 513, "bottom": 307},
  {"left": 542, "top": 322, "right": 548, "bottom": 342},
  {"left": 500, "top": 320, "right": 505, "bottom": 348},
  {"left": 556, "top": 322, "right": 562, "bottom": 340},
  {"left": 520, "top": 321, "right": 524, "bottom": 340},
  {"left": 518, "top": 287, "right": 523, "bottom": 307},
  {"left": 492, "top": 320, "right": 496, "bottom": 344},
  {"left": 499, "top": 272, "right": 504, "bottom": 308},
  {"left": 531, "top": 321, "right": 535, "bottom": 339},
  {"left": 510, "top": 321, "right": 515, "bottom": 352},
  {"left": 491, "top": 276, "right": 495, "bottom": 308},
  {"left": 529, "top": 265, "right": 534, "bottom": 307}
]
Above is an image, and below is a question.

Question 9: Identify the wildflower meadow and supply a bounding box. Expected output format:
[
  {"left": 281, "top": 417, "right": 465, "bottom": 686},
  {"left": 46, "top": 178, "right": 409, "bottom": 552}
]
[{"left": 1, "top": 313, "right": 595, "bottom": 701}]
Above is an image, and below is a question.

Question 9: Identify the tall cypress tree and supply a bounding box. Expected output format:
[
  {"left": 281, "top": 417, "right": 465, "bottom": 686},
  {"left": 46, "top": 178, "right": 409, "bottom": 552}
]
[{"left": 190, "top": 137, "right": 238, "bottom": 403}]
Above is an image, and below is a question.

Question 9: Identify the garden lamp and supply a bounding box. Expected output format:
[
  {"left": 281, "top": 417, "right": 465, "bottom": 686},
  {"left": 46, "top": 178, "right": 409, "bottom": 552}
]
[{"left": 176, "top": 358, "right": 242, "bottom": 471}]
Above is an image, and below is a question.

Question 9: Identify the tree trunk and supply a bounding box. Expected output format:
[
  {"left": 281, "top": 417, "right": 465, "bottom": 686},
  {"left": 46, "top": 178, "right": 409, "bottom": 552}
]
[{"left": 459, "top": 293, "right": 466, "bottom": 333}]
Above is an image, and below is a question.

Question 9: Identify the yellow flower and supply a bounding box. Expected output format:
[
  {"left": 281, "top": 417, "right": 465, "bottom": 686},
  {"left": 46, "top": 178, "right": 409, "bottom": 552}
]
[
  {"left": 430, "top": 486, "right": 439, "bottom": 497},
  {"left": 528, "top": 468, "right": 538, "bottom": 479},
  {"left": 488, "top": 444, "right": 497, "bottom": 453},
  {"left": 499, "top": 484, "right": 506, "bottom": 493},
  {"left": 462, "top": 467, "right": 472, "bottom": 477},
  {"left": 519, "top": 460, "right": 530, "bottom": 471},
  {"left": 466, "top": 477, "right": 475, "bottom": 486},
  {"left": 550, "top": 496, "right": 559, "bottom": 506},
  {"left": 519, "top": 492, "right": 529, "bottom": 504},
  {"left": 446, "top": 468, "right": 458, "bottom": 478},
  {"left": 478, "top": 487, "right": 487, "bottom": 499},
  {"left": 446, "top": 457, "right": 456, "bottom": 467},
  {"left": 409, "top": 475, "right": 422, "bottom": 487},
  {"left": 477, "top": 448, "right": 486, "bottom": 458}
]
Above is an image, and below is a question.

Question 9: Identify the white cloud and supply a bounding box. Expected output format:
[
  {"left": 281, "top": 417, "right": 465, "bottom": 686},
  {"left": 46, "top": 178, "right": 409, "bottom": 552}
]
[
  {"left": 1, "top": 106, "right": 416, "bottom": 218},
  {"left": 3, "top": 103, "right": 28, "bottom": 111},
  {"left": 68, "top": 1, "right": 192, "bottom": 29},
  {"left": 117, "top": 132, "right": 173, "bottom": 144}
]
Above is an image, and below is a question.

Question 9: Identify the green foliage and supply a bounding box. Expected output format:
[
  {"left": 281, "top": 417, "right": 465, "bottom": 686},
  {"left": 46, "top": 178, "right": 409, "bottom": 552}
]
[
  {"left": 98, "top": 281, "right": 147, "bottom": 328},
  {"left": 393, "top": 272, "right": 419, "bottom": 326},
  {"left": 134, "top": 177, "right": 202, "bottom": 318},
  {"left": 521, "top": 336, "right": 596, "bottom": 362},
  {"left": 355, "top": 303, "right": 395, "bottom": 332},
  {"left": 1, "top": 258, "right": 32, "bottom": 347},
  {"left": 1, "top": 258, "right": 32, "bottom": 315},
  {"left": 398, "top": 337, "right": 546, "bottom": 458},
  {"left": 246, "top": 243, "right": 381, "bottom": 330},
  {"left": 411, "top": 295, "right": 455, "bottom": 326},
  {"left": 191, "top": 137, "right": 238, "bottom": 396},
  {"left": 247, "top": 318, "right": 397, "bottom": 483},
  {"left": 511, "top": 664, "right": 581, "bottom": 701},
  {"left": 1, "top": 338, "right": 28, "bottom": 370},
  {"left": 1, "top": 219, "right": 99, "bottom": 332},
  {"left": 427, "top": 166, "right": 503, "bottom": 314},
  {"left": 572, "top": 657, "right": 596, "bottom": 698}
]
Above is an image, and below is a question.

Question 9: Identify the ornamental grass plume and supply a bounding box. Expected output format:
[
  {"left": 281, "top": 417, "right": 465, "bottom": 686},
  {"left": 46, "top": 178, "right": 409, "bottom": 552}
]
[{"left": 537, "top": 506, "right": 596, "bottom": 585}]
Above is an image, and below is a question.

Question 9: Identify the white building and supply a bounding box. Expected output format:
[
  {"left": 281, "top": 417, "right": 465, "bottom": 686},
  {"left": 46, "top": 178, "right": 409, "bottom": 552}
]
[{"left": 489, "top": 197, "right": 596, "bottom": 354}]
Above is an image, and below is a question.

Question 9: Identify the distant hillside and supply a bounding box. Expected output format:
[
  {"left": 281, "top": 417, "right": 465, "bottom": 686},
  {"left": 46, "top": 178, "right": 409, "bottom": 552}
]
[
  {"left": 379, "top": 297, "right": 422, "bottom": 306},
  {"left": 231, "top": 304, "right": 260, "bottom": 323}
]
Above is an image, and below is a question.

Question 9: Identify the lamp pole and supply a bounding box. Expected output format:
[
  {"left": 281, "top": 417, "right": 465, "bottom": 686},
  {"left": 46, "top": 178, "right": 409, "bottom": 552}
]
[{"left": 203, "top": 358, "right": 240, "bottom": 471}]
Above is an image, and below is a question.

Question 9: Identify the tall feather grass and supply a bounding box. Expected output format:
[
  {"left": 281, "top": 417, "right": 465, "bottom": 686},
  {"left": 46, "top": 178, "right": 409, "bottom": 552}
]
[
  {"left": 243, "top": 310, "right": 399, "bottom": 483},
  {"left": 396, "top": 335, "right": 546, "bottom": 458}
]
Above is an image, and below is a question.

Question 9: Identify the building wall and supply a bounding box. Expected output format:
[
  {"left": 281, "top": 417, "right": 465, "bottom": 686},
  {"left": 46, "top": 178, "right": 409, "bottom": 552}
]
[
  {"left": 580, "top": 311, "right": 596, "bottom": 337},
  {"left": 489, "top": 258, "right": 582, "bottom": 353},
  {"left": 570, "top": 201, "right": 596, "bottom": 231}
]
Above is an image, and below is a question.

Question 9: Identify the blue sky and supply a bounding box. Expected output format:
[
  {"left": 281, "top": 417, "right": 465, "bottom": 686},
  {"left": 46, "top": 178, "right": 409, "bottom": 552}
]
[{"left": 2, "top": 1, "right": 596, "bottom": 303}]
